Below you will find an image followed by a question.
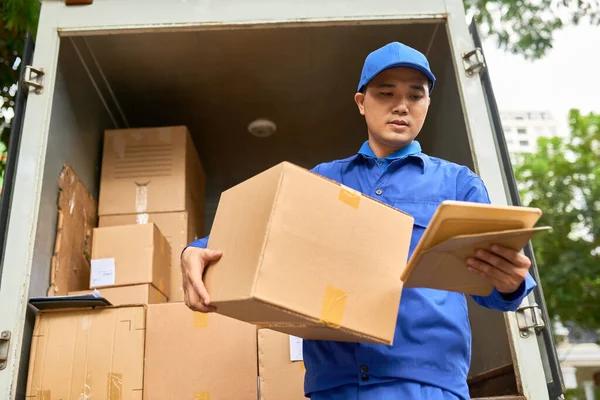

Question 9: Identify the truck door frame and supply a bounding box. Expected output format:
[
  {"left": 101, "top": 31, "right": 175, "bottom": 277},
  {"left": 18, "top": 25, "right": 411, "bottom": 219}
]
[
  {"left": 468, "top": 18, "right": 566, "bottom": 399},
  {"left": 0, "top": 1, "right": 561, "bottom": 398},
  {"left": 0, "top": 11, "right": 63, "bottom": 398}
]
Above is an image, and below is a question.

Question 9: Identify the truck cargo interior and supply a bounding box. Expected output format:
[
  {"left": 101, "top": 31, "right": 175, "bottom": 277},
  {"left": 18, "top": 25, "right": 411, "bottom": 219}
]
[{"left": 24, "top": 21, "right": 519, "bottom": 397}]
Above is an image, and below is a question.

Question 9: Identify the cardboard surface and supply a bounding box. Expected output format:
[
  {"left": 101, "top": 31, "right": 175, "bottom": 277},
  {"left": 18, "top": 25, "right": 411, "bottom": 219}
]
[
  {"left": 69, "top": 284, "right": 167, "bottom": 305},
  {"left": 258, "top": 329, "right": 307, "bottom": 400},
  {"left": 25, "top": 306, "right": 145, "bottom": 400},
  {"left": 144, "top": 303, "right": 258, "bottom": 400},
  {"left": 99, "top": 211, "right": 200, "bottom": 301},
  {"left": 98, "top": 126, "right": 205, "bottom": 218},
  {"left": 205, "top": 162, "right": 413, "bottom": 345},
  {"left": 91, "top": 223, "right": 171, "bottom": 297},
  {"left": 402, "top": 200, "right": 550, "bottom": 295},
  {"left": 48, "top": 164, "right": 98, "bottom": 296}
]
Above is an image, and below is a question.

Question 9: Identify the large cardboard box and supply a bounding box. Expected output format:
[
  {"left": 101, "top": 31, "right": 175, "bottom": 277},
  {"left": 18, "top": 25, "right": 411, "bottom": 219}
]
[
  {"left": 91, "top": 223, "right": 171, "bottom": 297},
  {"left": 258, "top": 329, "right": 307, "bottom": 400},
  {"left": 69, "top": 284, "right": 167, "bottom": 305},
  {"left": 98, "top": 126, "right": 205, "bottom": 218},
  {"left": 99, "top": 211, "right": 201, "bottom": 302},
  {"left": 204, "top": 162, "right": 413, "bottom": 345},
  {"left": 144, "top": 303, "right": 258, "bottom": 400},
  {"left": 25, "top": 306, "right": 145, "bottom": 400}
]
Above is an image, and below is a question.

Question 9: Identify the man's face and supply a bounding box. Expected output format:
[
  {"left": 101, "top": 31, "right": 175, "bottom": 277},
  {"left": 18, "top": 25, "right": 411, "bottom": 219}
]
[{"left": 354, "top": 67, "right": 431, "bottom": 153}]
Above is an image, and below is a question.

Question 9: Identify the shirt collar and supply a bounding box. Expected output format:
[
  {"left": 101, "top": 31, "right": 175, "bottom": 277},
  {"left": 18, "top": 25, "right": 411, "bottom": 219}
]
[{"left": 357, "top": 140, "right": 428, "bottom": 172}]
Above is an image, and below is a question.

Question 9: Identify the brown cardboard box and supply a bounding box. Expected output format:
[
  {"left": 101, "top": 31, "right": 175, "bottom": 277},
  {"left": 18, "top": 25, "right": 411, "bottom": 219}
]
[
  {"left": 91, "top": 223, "right": 171, "bottom": 297},
  {"left": 204, "top": 161, "right": 413, "bottom": 345},
  {"left": 98, "top": 126, "right": 205, "bottom": 218},
  {"left": 258, "top": 329, "right": 307, "bottom": 400},
  {"left": 69, "top": 284, "right": 167, "bottom": 305},
  {"left": 144, "top": 303, "right": 258, "bottom": 400},
  {"left": 25, "top": 306, "right": 145, "bottom": 400},
  {"left": 48, "top": 164, "right": 97, "bottom": 296},
  {"left": 99, "top": 211, "right": 200, "bottom": 302}
]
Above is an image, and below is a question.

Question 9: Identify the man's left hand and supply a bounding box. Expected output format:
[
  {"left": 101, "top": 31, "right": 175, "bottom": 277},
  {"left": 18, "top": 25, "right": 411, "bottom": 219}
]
[{"left": 466, "top": 245, "right": 531, "bottom": 295}]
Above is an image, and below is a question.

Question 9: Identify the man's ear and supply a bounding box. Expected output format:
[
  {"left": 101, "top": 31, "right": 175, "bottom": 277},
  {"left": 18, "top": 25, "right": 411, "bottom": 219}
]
[{"left": 354, "top": 92, "right": 365, "bottom": 116}]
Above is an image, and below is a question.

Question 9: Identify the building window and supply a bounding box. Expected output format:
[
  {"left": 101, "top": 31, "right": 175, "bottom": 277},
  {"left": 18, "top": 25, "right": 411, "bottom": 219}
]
[
  {"left": 504, "top": 126, "right": 512, "bottom": 133},
  {"left": 515, "top": 115, "right": 524, "bottom": 120},
  {"left": 519, "top": 140, "right": 529, "bottom": 146},
  {"left": 517, "top": 128, "right": 527, "bottom": 134}
]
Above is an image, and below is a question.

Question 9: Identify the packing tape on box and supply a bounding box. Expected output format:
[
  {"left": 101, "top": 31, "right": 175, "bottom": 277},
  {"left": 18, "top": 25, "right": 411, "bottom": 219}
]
[
  {"left": 319, "top": 285, "right": 348, "bottom": 329},
  {"left": 108, "top": 372, "right": 123, "bottom": 400},
  {"left": 136, "top": 213, "right": 149, "bottom": 224},
  {"left": 36, "top": 390, "right": 51, "bottom": 400},
  {"left": 193, "top": 312, "right": 209, "bottom": 328},
  {"left": 194, "top": 392, "right": 210, "bottom": 400},
  {"left": 338, "top": 186, "right": 361, "bottom": 209},
  {"left": 135, "top": 183, "right": 148, "bottom": 214},
  {"left": 112, "top": 133, "right": 126, "bottom": 159},
  {"left": 78, "top": 383, "right": 92, "bottom": 400}
]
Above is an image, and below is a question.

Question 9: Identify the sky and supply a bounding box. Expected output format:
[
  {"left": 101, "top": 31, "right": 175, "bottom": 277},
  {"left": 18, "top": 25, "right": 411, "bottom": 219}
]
[{"left": 481, "top": 21, "right": 600, "bottom": 136}]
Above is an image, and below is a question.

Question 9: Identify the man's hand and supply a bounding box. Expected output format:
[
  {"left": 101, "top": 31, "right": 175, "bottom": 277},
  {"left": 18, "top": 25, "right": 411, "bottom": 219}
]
[
  {"left": 181, "top": 246, "right": 223, "bottom": 313},
  {"left": 466, "top": 244, "right": 531, "bottom": 295}
]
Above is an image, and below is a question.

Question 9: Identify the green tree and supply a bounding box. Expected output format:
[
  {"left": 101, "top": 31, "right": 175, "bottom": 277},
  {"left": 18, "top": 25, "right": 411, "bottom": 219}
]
[
  {"left": 514, "top": 109, "right": 600, "bottom": 330},
  {"left": 0, "top": 0, "right": 40, "bottom": 189},
  {"left": 465, "top": 0, "right": 600, "bottom": 59}
]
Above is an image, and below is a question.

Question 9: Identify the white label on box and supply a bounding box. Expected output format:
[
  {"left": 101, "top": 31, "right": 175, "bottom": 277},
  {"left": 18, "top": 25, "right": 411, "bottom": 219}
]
[
  {"left": 91, "top": 258, "right": 116, "bottom": 287},
  {"left": 289, "top": 335, "right": 304, "bottom": 362}
]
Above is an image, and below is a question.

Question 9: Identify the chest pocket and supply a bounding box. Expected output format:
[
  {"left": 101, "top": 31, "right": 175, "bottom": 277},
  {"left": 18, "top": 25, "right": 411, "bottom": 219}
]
[{"left": 393, "top": 201, "right": 439, "bottom": 255}]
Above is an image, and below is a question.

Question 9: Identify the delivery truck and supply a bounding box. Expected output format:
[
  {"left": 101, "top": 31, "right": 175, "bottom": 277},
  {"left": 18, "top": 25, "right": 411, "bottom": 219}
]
[{"left": 0, "top": 0, "right": 565, "bottom": 398}]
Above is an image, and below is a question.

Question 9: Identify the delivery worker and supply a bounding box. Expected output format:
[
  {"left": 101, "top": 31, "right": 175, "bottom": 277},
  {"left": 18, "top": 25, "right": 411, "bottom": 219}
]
[{"left": 180, "top": 42, "right": 537, "bottom": 400}]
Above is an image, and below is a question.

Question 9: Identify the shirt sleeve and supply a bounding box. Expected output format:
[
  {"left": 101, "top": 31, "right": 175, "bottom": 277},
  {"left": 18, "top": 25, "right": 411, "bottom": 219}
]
[{"left": 458, "top": 175, "right": 537, "bottom": 312}]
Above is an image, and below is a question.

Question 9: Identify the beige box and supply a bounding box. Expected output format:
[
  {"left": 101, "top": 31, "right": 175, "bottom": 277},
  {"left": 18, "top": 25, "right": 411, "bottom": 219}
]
[
  {"left": 99, "top": 211, "right": 201, "bottom": 302},
  {"left": 69, "top": 284, "right": 167, "bottom": 305},
  {"left": 91, "top": 223, "right": 171, "bottom": 298},
  {"left": 204, "top": 161, "right": 413, "bottom": 345},
  {"left": 25, "top": 306, "right": 145, "bottom": 400},
  {"left": 144, "top": 303, "right": 258, "bottom": 400},
  {"left": 98, "top": 126, "right": 205, "bottom": 217},
  {"left": 258, "top": 329, "right": 307, "bottom": 400}
]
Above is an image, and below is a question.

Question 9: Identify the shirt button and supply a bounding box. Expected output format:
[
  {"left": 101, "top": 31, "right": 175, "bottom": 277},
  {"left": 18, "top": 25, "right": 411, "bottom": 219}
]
[
  {"left": 377, "top": 162, "right": 383, "bottom": 166},
  {"left": 361, "top": 375, "right": 369, "bottom": 382},
  {"left": 375, "top": 189, "right": 383, "bottom": 196},
  {"left": 360, "top": 365, "right": 368, "bottom": 373}
]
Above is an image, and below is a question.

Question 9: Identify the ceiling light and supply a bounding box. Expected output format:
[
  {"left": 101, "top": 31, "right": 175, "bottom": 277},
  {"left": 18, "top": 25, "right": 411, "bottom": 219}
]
[{"left": 248, "top": 118, "right": 276, "bottom": 138}]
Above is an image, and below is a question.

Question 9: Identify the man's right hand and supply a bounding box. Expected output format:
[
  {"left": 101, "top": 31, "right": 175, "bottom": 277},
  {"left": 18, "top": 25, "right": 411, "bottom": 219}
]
[{"left": 181, "top": 246, "right": 223, "bottom": 313}]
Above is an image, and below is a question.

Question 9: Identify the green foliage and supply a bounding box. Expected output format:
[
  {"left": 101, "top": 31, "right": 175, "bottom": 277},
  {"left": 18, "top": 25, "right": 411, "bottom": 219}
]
[
  {"left": 0, "top": 0, "right": 40, "bottom": 187},
  {"left": 464, "top": 0, "right": 600, "bottom": 59},
  {"left": 565, "top": 386, "right": 600, "bottom": 399},
  {"left": 514, "top": 109, "right": 600, "bottom": 330}
]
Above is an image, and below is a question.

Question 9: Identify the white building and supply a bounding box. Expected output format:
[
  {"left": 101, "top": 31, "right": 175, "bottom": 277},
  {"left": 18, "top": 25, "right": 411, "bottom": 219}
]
[
  {"left": 501, "top": 110, "right": 559, "bottom": 153},
  {"left": 555, "top": 321, "right": 600, "bottom": 399}
]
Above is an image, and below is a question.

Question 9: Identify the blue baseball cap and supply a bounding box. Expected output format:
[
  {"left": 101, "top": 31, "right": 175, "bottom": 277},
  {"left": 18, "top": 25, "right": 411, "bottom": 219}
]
[{"left": 357, "top": 42, "right": 436, "bottom": 94}]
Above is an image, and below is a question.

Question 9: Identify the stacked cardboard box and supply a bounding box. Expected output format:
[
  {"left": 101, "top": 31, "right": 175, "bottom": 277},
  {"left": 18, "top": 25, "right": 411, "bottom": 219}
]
[
  {"left": 258, "top": 329, "right": 307, "bottom": 400},
  {"left": 90, "top": 126, "right": 205, "bottom": 303},
  {"left": 25, "top": 303, "right": 259, "bottom": 399}
]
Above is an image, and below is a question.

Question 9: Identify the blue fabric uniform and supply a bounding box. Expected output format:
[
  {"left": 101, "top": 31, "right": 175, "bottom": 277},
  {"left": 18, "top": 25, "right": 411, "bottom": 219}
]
[{"left": 187, "top": 140, "right": 537, "bottom": 400}]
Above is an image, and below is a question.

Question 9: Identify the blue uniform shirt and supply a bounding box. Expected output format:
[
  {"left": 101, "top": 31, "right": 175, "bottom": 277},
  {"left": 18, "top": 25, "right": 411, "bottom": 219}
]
[{"left": 187, "top": 140, "right": 537, "bottom": 399}]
